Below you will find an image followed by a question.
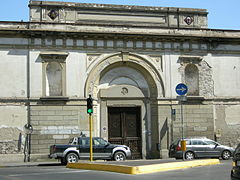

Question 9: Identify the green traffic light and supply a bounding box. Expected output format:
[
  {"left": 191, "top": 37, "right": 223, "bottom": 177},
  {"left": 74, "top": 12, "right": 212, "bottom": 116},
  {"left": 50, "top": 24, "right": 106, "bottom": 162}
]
[{"left": 87, "top": 109, "right": 93, "bottom": 114}]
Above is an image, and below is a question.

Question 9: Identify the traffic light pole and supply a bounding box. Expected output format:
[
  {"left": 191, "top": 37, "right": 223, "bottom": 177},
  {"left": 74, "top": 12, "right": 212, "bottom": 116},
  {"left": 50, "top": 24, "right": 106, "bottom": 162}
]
[
  {"left": 89, "top": 114, "right": 93, "bottom": 162},
  {"left": 87, "top": 95, "right": 93, "bottom": 162}
]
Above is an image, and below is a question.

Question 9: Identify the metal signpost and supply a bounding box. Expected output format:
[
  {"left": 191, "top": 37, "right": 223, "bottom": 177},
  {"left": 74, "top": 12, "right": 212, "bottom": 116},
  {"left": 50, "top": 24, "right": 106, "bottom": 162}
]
[
  {"left": 87, "top": 95, "right": 93, "bottom": 162},
  {"left": 175, "top": 83, "right": 188, "bottom": 160},
  {"left": 24, "top": 124, "right": 33, "bottom": 162}
]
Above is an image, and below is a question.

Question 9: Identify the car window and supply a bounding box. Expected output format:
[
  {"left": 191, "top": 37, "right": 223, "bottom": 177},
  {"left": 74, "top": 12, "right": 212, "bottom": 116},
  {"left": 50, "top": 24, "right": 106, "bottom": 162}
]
[
  {"left": 80, "top": 138, "right": 90, "bottom": 146},
  {"left": 205, "top": 140, "right": 217, "bottom": 145},
  {"left": 192, "top": 140, "right": 205, "bottom": 145},
  {"left": 93, "top": 139, "right": 100, "bottom": 145},
  {"left": 186, "top": 140, "right": 191, "bottom": 145},
  {"left": 94, "top": 138, "right": 109, "bottom": 146},
  {"left": 69, "top": 137, "right": 79, "bottom": 145}
]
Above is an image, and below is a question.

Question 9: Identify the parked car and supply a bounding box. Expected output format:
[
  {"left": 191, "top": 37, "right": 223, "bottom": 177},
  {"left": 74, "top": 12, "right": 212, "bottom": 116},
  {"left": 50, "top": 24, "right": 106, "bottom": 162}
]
[
  {"left": 49, "top": 137, "right": 131, "bottom": 164},
  {"left": 169, "top": 137, "right": 234, "bottom": 160},
  {"left": 231, "top": 143, "right": 240, "bottom": 179}
]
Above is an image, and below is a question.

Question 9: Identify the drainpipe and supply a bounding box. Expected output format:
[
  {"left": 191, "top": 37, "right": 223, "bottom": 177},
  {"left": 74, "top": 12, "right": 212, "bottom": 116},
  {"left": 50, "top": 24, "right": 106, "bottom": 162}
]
[{"left": 24, "top": 20, "right": 31, "bottom": 162}]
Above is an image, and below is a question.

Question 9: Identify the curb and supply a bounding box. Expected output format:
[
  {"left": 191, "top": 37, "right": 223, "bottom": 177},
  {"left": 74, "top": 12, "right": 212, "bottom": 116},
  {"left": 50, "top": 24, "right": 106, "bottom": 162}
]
[{"left": 66, "top": 159, "right": 220, "bottom": 175}]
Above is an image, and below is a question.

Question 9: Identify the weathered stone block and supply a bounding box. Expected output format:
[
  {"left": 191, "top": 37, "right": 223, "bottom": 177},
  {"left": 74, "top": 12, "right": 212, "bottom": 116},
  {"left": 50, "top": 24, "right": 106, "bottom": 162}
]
[{"left": 194, "top": 126, "right": 208, "bottom": 132}]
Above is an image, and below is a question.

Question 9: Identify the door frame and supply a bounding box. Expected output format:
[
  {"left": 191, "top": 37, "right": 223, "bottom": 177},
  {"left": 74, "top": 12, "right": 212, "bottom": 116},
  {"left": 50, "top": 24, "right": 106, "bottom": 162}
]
[{"left": 99, "top": 98, "right": 151, "bottom": 159}]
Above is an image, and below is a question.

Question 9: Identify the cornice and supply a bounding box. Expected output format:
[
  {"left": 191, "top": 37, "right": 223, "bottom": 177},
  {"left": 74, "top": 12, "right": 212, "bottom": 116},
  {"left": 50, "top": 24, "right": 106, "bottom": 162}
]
[{"left": 0, "top": 22, "right": 240, "bottom": 42}]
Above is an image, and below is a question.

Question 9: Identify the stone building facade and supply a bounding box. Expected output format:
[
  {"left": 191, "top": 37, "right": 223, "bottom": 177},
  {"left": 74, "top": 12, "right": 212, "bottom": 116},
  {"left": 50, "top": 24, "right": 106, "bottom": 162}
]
[{"left": 0, "top": 1, "right": 240, "bottom": 160}]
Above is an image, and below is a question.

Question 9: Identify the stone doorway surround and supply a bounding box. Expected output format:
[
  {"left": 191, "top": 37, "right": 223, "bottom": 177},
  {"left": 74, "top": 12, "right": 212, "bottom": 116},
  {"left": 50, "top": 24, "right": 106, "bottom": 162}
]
[{"left": 84, "top": 52, "right": 165, "bottom": 158}]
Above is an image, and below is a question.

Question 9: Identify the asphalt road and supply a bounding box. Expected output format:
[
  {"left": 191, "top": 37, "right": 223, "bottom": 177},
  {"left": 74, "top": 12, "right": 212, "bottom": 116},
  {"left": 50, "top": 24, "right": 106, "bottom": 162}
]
[{"left": 0, "top": 160, "right": 233, "bottom": 180}]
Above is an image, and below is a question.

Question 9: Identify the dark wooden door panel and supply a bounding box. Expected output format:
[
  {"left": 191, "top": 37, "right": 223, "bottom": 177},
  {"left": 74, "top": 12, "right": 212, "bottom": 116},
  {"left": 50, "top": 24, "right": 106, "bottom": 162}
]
[
  {"left": 108, "top": 107, "right": 142, "bottom": 159},
  {"left": 108, "top": 111, "right": 122, "bottom": 138},
  {"left": 125, "top": 111, "right": 140, "bottom": 137}
]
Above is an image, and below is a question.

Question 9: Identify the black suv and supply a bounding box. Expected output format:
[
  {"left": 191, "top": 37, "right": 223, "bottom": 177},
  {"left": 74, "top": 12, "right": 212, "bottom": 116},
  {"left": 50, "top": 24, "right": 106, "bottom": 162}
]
[{"left": 49, "top": 137, "right": 132, "bottom": 164}]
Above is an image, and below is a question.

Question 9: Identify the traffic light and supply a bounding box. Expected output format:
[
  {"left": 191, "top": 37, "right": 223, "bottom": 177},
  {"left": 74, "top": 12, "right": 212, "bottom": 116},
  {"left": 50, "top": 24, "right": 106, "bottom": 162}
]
[{"left": 87, "top": 95, "right": 93, "bottom": 114}]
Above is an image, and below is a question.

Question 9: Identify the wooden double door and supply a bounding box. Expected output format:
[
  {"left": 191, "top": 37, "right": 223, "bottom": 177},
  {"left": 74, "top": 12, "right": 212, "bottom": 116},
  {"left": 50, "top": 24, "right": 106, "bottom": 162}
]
[{"left": 108, "top": 107, "right": 142, "bottom": 159}]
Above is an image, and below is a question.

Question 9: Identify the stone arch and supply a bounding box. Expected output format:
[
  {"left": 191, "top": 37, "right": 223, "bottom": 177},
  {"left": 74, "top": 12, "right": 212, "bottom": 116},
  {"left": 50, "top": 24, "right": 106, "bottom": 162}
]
[
  {"left": 84, "top": 52, "right": 164, "bottom": 159},
  {"left": 84, "top": 52, "right": 165, "bottom": 98}
]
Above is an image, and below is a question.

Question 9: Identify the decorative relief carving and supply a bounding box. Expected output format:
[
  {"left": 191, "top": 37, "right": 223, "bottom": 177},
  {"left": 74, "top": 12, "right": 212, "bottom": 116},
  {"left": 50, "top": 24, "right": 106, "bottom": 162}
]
[
  {"left": 121, "top": 87, "right": 128, "bottom": 95},
  {"left": 88, "top": 56, "right": 94, "bottom": 62},
  {"left": 121, "top": 51, "right": 129, "bottom": 61},
  {"left": 48, "top": 10, "right": 59, "bottom": 20},
  {"left": 184, "top": 16, "right": 194, "bottom": 25},
  {"left": 149, "top": 56, "right": 163, "bottom": 71},
  {"left": 86, "top": 54, "right": 101, "bottom": 69}
]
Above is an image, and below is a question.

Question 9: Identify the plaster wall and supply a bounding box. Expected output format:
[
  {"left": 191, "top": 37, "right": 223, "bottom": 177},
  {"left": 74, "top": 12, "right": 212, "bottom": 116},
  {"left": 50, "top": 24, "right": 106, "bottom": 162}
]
[
  {"left": 0, "top": 49, "right": 27, "bottom": 98},
  {"left": 30, "top": 51, "right": 42, "bottom": 97},
  {"left": 66, "top": 52, "right": 86, "bottom": 98},
  {"left": 208, "top": 55, "right": 240, "bottom": 96}
]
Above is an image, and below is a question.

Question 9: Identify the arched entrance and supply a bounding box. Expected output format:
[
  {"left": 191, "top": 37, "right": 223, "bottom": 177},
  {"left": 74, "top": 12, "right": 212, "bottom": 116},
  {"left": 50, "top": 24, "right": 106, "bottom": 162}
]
[{"left": 85, "top": 52, "right": 165, "bottom": 159}]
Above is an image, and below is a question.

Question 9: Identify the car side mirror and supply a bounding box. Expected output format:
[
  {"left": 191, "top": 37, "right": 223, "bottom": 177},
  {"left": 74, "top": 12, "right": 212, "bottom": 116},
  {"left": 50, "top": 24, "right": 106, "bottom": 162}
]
[{"left": 215, "top": 144, "right": 219, "bottom": 148}]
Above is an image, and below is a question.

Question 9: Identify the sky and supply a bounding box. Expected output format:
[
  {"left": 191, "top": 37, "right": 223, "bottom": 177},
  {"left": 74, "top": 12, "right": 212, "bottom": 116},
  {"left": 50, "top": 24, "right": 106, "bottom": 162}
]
[{"left": 0, "top": 0, "right": 239, "bottom": 30}]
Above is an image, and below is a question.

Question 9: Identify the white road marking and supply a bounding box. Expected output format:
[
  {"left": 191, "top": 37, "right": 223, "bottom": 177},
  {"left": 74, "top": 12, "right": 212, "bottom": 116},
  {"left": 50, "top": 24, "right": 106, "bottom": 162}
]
[{"left": 9, "top": 170, "right": 90, "bottom": 177}]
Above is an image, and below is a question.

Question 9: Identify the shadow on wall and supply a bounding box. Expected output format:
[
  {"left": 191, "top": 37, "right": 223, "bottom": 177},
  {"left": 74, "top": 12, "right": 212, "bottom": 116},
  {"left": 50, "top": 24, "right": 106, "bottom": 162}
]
[
  {"left": 160, "top": 118, "right": 169, "bottom": 149},
  {"left": 7, "top": 49, "right": 28, "bottom": 56}
]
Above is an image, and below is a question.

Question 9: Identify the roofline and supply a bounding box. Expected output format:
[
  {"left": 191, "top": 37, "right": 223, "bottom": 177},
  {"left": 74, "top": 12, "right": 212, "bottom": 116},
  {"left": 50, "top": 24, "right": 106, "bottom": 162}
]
[{"left": 29, "top": 0, "right": 208, "bottom": 15}]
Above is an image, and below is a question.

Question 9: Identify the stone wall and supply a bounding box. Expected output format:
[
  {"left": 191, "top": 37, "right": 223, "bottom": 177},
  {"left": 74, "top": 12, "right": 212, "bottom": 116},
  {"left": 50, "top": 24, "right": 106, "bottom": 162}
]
[
  {"left": 30, "top": 104, "right": 89, "bottom": 154},
  {"left": 172, "top": 103, "right": 214, "bottom": 140},
  {"left": 215, "top": 104, "right": 240, "bottom": 147},
  {"left": 157, "top": 102, "right": 214, "bottom": 157}
]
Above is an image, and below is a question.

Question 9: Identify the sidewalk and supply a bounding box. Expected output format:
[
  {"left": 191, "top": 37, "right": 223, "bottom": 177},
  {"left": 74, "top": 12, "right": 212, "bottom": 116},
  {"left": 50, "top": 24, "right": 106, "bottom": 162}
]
[
  {"left": 0, "top": 158, "right": 176, "bottom": 168},
  {"left": 0, "top": 155, "right": 221, "bottom": 175},
  {"left": 66, "top": 158, "right": 221, "bottom": 175}
]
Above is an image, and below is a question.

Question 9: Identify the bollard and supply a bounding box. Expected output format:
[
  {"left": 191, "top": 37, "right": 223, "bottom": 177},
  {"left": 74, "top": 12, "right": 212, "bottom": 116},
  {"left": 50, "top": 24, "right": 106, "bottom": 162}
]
[
  {"left": 181, "top": 140, "right": 186, "bottom": 160},
  {"left": 181, "top": 140, "right": 187, "bottom": 151}
]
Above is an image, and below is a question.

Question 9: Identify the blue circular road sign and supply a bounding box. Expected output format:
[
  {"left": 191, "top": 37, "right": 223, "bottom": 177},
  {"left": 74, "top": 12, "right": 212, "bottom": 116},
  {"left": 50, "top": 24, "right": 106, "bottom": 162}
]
[{"left": 175, "top": 83, "right": 188, "bottom": 95}]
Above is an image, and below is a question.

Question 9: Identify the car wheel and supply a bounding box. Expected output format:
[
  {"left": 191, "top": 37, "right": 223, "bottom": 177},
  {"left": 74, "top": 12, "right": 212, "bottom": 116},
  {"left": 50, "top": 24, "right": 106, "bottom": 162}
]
[
  {"left": 185, "top": 151, "right": 195, "bottom": 160},
  {"left": 66, "top": 153, "right": 79, "bottom": 163},
  {"left": 114, "top": 151, "right": 126, "bottom": 161},
  {"left": 222, "top": 150, "right": 231, "bottom": 160}
]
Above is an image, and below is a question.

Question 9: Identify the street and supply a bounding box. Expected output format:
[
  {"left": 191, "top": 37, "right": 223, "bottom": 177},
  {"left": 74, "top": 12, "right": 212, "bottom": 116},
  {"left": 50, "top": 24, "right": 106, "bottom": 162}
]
[{"left": 0, "top": 160, "right": 233, "bottom": 180}]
